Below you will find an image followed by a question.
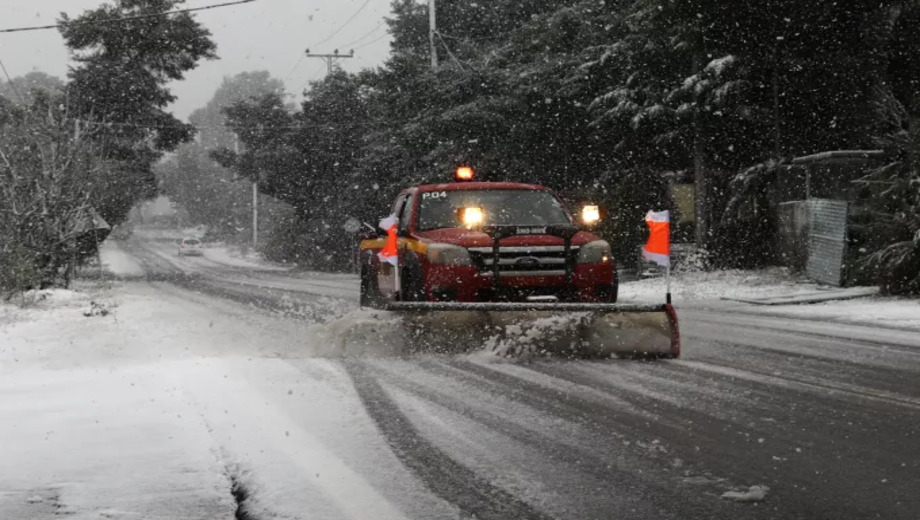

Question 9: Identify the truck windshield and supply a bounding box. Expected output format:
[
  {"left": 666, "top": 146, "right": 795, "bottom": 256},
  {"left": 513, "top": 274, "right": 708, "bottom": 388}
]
[{"left": 417, "top": 189, "right": 572, "bottom": 231}]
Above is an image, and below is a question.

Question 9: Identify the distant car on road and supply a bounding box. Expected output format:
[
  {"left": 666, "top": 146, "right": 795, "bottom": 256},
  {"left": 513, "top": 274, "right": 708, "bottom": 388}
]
[{"left": 178, "top": 237, "right": 203, "bottom": 257}]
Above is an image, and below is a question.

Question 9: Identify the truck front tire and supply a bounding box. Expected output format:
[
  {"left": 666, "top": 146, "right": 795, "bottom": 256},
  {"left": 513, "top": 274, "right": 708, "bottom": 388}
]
[
  {"left": 401, "top": 256, "right": 426, "bottom": 302},
  {"left": 360, "top": 259, "right": 382, "bottom": 308}
]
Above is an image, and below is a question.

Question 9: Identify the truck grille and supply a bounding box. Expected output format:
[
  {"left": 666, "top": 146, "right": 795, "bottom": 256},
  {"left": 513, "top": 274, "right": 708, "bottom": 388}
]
[{"left": 467, "top": 245, "right": 579, "bottom": 277}]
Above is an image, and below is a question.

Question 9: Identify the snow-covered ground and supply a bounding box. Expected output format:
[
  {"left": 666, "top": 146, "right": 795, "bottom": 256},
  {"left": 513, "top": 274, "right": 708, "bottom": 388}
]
[
  {"left": 622, "top": 267, "right": 835, "bottom": 302},
  {"left": 129, "top": 227, "right": 291, "bottom": 272},
  {"left": 0, "top": 286, "right": 238, "bottom": 518},
  {"left": 767, "top": 296, "right": 920, "bottom": 329},
  {"left": 3, "top": 247, "right": 919, "bottom": 518},
  {"left": 0, "top": 283, "right": 458, "bottom": 519},
  {"left": 201, "top": 242, "right": 291, "bottom": 271},
  {"left": 621, "top": 268, "right": 920, "bottom": 330}
]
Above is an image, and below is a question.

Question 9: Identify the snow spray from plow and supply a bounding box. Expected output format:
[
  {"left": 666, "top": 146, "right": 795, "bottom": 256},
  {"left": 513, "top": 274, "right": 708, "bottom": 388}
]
[{"left": 318, "top": 303, "right": 680, "bottom": 359}]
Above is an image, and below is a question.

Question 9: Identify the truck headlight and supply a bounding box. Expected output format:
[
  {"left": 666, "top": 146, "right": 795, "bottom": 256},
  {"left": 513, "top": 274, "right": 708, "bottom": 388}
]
[
  {"left": 427, "top": 243, "right": 473, "bottom": 266},
  {"left": 577, "top": 240, "right": 612, "bottom": 264}
]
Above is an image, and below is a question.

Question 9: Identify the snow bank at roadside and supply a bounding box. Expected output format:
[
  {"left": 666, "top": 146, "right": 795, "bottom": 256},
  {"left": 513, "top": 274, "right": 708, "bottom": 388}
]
[
  {"left": 0, "top": 288, "right": 98, "bottom": 327},
  {"left": 17, "top": 288, "right": 87, "bottom": 307},
  {"left": 754, "top": 296, "right": 920, "bottom": 330},
  {"left": 620, "top": 268, "right": 814, "bottom": 303},
  {"left": 0, "top": 281, "right": 323, "bottom": 371},
  {"left": 622, "top": 268, "right": 920, "bottom": 330}
]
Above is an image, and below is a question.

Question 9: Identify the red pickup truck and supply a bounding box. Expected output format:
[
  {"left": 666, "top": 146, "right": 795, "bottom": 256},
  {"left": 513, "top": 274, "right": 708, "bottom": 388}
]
[{"left": 359, "top": 171, "right": 617, "bottom": 307}]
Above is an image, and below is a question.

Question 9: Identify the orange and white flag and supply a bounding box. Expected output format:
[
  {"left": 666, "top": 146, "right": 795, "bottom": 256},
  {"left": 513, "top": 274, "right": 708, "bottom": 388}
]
[
  {"left": 642, "top": 210, "right": 670, "bottom": 267},
  {"left": 378, "top": 215, "right": 399, "bottom": 266}
]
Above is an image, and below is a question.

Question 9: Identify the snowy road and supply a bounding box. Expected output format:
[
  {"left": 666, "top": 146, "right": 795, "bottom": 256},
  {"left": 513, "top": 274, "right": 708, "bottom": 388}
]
[{"left": 2, "top": 234, "right": 918, "bottom": 519}]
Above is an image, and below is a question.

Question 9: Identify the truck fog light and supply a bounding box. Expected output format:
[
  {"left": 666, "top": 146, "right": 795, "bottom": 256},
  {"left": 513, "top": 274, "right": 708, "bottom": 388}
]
[
  {"left": 578, "top": 240, "right": 612, "bottom": 264},
  {"left": 428, "top": 243, "right": 473, "bottom": 266}
]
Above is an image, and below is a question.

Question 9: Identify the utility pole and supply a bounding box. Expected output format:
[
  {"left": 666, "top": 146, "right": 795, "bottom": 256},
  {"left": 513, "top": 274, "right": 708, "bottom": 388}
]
[
  {"left": 305, "top": 49, "right": 355, "bottom": 75},
  {"left": 772, "top": 50, "right": 782, "bottom": 162},
  {"left": 234, "top": 134, "right": 258, "bottom": 248},
  {"left": 692, "top": 53, "right": 708, "bottom": 248},
  {"left": 429, "top": 0, "right": 438, "bottom": 70},
  {"left": 252, "top": 179, "right": 258, "bottom": 248}
]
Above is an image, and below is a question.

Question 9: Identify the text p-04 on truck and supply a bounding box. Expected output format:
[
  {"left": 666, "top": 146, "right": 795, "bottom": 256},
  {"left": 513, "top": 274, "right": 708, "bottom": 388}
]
[{"left": 358, "top": 168, "right": 680, "bottom": 358}]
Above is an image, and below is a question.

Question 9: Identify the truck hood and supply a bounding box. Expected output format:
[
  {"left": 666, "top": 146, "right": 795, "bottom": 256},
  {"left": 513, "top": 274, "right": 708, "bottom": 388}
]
[{"left": 415, "top": 228, "right": 601, "bottom": 248}]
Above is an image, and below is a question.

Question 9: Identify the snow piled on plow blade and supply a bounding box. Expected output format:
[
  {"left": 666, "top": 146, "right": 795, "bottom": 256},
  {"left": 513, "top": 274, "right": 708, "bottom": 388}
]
[
  {"left": 313, "top": 304, "right": 679, "bottom": 359},
  {"left": 475, "top": 309, "right": 677, "bottom": 358}
]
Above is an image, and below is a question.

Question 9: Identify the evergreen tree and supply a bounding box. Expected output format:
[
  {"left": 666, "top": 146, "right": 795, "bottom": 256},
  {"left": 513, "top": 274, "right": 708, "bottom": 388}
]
[{"left": 59, "top": 0, "right": 217, "bottom": 225}]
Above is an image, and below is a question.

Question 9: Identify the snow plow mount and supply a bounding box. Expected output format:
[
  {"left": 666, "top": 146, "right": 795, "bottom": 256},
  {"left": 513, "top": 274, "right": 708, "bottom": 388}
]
[
  {"left": 383, "top": 302, "right": 666, "bottom": 313},
  {"left": 481, "top": 224, "right": 580, "bottom": 289},
  {"left": 382, "top": 302, "right": 681, "bottom": 358}
]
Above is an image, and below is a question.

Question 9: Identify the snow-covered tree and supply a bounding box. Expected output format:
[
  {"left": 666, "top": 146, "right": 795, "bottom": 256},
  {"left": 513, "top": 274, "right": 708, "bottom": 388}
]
[{"left": 60, "top": 0, "right": 217, "bottom": 226}]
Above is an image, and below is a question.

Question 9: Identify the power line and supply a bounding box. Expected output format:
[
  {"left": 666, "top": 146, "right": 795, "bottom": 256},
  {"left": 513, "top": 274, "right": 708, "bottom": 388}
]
[
  {"left": 436, "top": 32, "right": 469, "bottom": 73},
  {"left": 73, "top": 118, "right": 308, "bottom": 131},
  {"left": 339, "top": 20, "right": 387, "bottom": 49},
  {"left": 0, "top": 57, "right": 25, "bottom": 103},
  {"left": 0, "top": 0, "right": 257, "bottom": 34},
  {"left": 297, "top": 62, "right": 332, "bottom": 93},
  {"left": 287, "top": 1, "right": 375, "bottom": 86},
  {"left": 437, "top": 31, "right": 502, "bottom": 43},
  {"left": 290, "top": 30, "right": 388, "bottom": 94},
  {"left": 305, "top": 49, "right": 355, "bottom": 76},
  {"left": 308, "top": 0, "right": 372, "bottom": 49},
  {"left": 283, "top": 55, "right": 306, "bottom": 82},
  {"left": 354, "top": 32, "right": 389, "bottom": 51},
  {"left": 72, "top": 116, "right": 382, "bottom": 132}
]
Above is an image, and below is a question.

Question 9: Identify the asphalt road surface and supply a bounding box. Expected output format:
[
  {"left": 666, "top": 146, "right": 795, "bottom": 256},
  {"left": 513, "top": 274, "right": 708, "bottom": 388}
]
[{"left": 117, "top": 231, "right": 920, "bottom": 520}]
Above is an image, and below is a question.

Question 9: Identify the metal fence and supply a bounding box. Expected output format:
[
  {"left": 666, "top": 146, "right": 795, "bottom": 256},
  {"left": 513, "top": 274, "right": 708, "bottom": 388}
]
[
  {"left": 777, "top": 199, "right": 849, "bottom": 286},
  {"left": 806, "top": 199, "right": 848, "bottom": 286}
]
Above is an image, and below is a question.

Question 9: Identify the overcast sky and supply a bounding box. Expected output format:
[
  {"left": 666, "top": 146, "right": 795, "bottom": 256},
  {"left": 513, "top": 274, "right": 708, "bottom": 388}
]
[{"left": 0, "top": 0, "right": 395, "bottom": 119}]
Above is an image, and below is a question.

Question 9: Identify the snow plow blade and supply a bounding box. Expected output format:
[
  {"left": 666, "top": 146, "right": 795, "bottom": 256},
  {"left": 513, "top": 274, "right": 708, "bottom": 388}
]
[{"left": 382, "top": 302, "right": 680, "bottom": 358}]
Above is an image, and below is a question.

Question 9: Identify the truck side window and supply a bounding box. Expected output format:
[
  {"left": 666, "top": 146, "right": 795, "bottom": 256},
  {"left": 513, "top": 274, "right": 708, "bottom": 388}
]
[{"left": 399, "top": 194, "right": 415, "bottom": 235}]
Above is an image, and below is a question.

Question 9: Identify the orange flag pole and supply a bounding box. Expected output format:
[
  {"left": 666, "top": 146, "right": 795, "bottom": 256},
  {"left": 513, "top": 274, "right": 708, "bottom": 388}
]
[
  {"left": 642, "top": 210, "right": 671, "bottom": 304},
  {"left": 378, "top": 215, "right": 400, "bottom": 294}
]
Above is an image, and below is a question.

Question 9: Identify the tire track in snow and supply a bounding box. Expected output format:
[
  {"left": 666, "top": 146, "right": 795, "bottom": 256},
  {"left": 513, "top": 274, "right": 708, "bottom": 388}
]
[
  {"left": 126, "top": 238, "right": 354, "bottom": 323},
  {"left": 344, "top": 360, "right": 555, "bottom": 520},
  {"left": 688, "top": 311, "right": 920, "bottom": 351},
  {"left": 675, "top": 358, "right": 920, "bottom": 411},
  {"left": 438, "top": 357, "right": 920, "bottom": 519},
  {"left": 361, "top": 359, "right": 725, "bottom": 520}
]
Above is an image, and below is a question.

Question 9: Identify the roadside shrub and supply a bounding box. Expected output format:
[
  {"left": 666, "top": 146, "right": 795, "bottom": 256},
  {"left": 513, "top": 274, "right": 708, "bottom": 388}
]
[
  {"left": 0, "top": 245, "right": 42, "bottom": 299},
  {"left": 0, "top": 97, "right": 109, "bottom": 293},
  {"left": 857, "top": 113, "right": 920, "bottom": 295},
  {"left": 259, "top": 207, "right": 311, "bottom": 265}
]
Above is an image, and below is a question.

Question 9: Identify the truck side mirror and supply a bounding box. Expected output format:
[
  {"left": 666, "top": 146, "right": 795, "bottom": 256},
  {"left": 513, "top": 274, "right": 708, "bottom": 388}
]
[{"left": 358, "top": 223, "right": 379, "bottom": 240}]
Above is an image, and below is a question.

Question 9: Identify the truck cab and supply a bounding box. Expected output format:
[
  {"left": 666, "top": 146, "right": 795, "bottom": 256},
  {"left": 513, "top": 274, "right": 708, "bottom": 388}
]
[{"left": 359, "top": 173, "right": 617, "bottom": 307}]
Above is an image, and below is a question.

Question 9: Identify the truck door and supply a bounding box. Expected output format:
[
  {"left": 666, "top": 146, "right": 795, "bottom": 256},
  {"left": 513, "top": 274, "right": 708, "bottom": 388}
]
[{"left": 377, "top": 194, "right": 409, "bottom": 299}]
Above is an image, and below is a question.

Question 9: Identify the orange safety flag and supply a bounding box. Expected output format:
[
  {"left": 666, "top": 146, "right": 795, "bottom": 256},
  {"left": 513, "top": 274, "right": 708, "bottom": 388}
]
[
  {"left": 378, "top": 215, "right": 399, "bottom": 266},
  {"left": 642, "top": 210, "right": 670, "bottom": 267}
]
